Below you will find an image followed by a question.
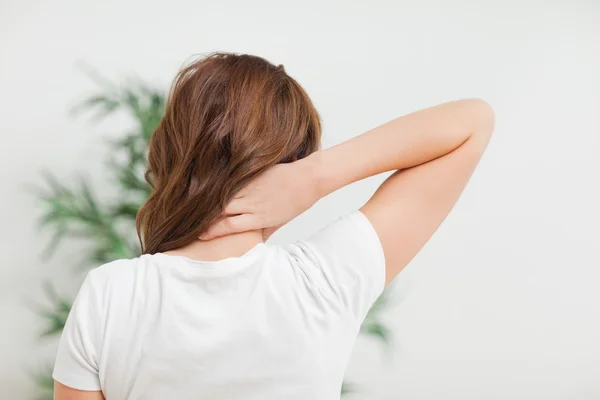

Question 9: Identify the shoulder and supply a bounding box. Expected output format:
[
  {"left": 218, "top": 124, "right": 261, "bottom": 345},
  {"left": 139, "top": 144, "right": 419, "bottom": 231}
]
[
  {"left": 288, "top": 211, "right": 385, "bottom": 269},
  {"left": 81, "top": 256, "right": 149, "bottom": 305},
  {"left": 86, "top": 256, "right": 142, "bottom": 284},
  {"left": 278, "top": 211, "right": 386, "bottom": 323}
]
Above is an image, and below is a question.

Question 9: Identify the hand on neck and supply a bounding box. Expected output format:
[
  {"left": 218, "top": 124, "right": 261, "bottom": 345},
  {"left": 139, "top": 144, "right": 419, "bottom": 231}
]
[{"left": 163, "top": 229, "right": 264, "bottom": 262}]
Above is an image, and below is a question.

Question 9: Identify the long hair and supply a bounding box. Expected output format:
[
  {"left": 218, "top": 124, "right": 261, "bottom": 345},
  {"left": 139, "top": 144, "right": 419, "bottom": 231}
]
[{"left": 136, "top": 52, "right": 322, "bottom": 254}]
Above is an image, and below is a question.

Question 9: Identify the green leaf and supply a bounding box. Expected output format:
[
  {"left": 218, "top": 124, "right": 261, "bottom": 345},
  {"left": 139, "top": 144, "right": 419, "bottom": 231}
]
[
  {"left": 341, "top": 381, "right": 358, "bottom": 396},
  {"left": 360, "top": 321, "right": 391, "bottom": 345},
  {"left": 71, "top": 95, "right": 120, "bottom": 120},
  {"left": 39, "top": 223, "right": 67, "bottom": 259},
  {"left": 30, "top": 365, "right": 55, "bottom": 400},
  {"left": 110, "top": 201, "right": 143, "bottom": 220},
  {"left": 37, "top": 281, "right": 72, "bottom": 338}
]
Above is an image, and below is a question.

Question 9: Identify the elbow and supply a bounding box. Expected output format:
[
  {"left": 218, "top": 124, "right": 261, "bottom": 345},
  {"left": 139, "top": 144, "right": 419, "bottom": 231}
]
[
  {"left": 472, "top": 98, "right": 496, "bottom": 136},
  {"left": 468, "top": 98, "right": 496, "bottom": 136}
]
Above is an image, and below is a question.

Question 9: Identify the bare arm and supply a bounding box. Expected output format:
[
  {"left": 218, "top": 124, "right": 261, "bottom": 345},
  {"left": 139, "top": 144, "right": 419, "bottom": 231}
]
[
  {"left": 202, "top": 99, "right": 495, "bottom": 284},
  {"left": 311, "top": 99, "right": 495, "bottom": 283},
  {"left": 54, "top": 381, "right": 104, "bottom": 400}
]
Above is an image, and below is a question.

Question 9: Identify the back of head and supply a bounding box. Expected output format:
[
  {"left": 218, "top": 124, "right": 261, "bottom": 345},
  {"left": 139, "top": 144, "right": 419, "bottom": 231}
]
[{"left": 137, "top": 52, "right": 322, "bottom": 254}]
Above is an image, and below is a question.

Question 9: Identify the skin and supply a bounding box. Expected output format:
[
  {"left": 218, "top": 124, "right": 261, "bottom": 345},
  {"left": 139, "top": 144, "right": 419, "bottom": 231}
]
[
  {"left": 201, "top": 98, "right": 495, "bottom": 284},
  {"left": 55, "top": 98, "right": 495, "bottom": 398},
  {"left": 54, "top": 382, "right": 104, "bottom": 400}
]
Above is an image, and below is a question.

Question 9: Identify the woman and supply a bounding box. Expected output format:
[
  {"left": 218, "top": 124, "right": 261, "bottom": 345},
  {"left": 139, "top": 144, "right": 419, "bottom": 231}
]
[{"left": 53, "top": 52, "right": 495, "bottom": 399}]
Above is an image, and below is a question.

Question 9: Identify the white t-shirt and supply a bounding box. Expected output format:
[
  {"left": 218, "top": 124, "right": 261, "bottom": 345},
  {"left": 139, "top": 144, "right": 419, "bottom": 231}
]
[{"left": 53, "top": 211, "right": 386, "bottom": 400}]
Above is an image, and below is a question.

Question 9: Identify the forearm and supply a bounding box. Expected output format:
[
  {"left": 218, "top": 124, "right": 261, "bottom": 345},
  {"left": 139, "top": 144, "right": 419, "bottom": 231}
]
[{"left": 306, "top": 98, "right": 495, "bottom": 198}]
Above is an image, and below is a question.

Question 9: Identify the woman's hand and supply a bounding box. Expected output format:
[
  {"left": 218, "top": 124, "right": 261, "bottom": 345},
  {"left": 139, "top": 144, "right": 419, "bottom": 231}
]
[{"left": 200, "top": 155, "right": 322, "bottom": 240}]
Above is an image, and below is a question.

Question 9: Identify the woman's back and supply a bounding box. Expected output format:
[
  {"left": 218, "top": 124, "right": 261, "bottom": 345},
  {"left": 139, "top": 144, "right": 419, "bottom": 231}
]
[
  {"left": 52, "top": 52, "right": 494, "bottom": 399},
  {"left": 54, "top": 212, "right": 385, "bottom": 400}
]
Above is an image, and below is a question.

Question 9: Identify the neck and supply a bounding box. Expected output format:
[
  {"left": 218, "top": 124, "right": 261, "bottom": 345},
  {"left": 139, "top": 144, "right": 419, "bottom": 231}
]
[{"left": 162, "top": 230, "right": 264, "bottom": 262}]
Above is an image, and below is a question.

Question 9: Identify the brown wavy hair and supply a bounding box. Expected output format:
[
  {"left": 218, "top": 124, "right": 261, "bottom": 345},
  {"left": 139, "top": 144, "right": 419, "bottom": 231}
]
[{"left": 136, "top": 52, "right": 322, "bottom": 254}]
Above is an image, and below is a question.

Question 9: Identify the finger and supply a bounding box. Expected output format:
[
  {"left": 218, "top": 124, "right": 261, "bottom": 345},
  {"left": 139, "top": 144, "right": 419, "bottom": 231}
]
[
  {"left": 223, "top": 198, "right": 248, "bottom": 215},
  {"left": 199, "top": 214, "right": 260, "bottom": 240}
]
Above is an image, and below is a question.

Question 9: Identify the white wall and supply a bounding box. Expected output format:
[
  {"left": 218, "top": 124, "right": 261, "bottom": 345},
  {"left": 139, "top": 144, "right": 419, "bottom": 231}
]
[{"left": 1, "top": 0, "right": 599, "bottom": 398}]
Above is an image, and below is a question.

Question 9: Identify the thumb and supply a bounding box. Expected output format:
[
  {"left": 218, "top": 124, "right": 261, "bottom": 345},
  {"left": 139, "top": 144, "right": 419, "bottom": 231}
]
[{"left": 199, "top": 214, "right": 260, "bottom": 241}]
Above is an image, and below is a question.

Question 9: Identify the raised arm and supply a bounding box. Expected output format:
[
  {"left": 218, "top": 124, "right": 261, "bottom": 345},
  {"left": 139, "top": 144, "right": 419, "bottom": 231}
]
[
  {"left": 202, "top": 99, "right": 495, "bottom": 284},
  {"left": 312, "top": 99, "right": 495, "bottom": 283}
]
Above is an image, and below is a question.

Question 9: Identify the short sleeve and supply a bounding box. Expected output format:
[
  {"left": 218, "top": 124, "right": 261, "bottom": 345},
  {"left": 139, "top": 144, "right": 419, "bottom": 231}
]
[
  {"left": 52, "top": 272, "right": 102, "bottom": 391},
  {"left": 295, "top": 210, "right": 386, "bottom": 324}
]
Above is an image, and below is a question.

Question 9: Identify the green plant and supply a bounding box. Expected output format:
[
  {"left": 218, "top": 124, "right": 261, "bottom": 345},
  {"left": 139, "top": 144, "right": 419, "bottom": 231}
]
[{"left": 32, "top": 73, "right": 390, "bottom": 399}]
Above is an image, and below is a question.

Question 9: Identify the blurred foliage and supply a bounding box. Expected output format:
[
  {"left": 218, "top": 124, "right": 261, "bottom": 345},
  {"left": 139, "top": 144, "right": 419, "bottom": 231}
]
[
  {"left": 31, "top": 365, "right": 54, "bottom": 400},
  {"left": 360, "top": 291, "right": 391, "bottom": 346},
  {"left": 32, "top": 73, "right": 390, "bottom": 399}
]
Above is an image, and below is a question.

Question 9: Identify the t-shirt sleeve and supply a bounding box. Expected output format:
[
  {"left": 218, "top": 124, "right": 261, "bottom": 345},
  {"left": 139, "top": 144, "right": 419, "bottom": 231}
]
[
  {"left": 52, "top": 272, "right": 102, "bottom": 391},
  {"left": 293, "top": 210, "right": 386, "bottom": 324}
]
